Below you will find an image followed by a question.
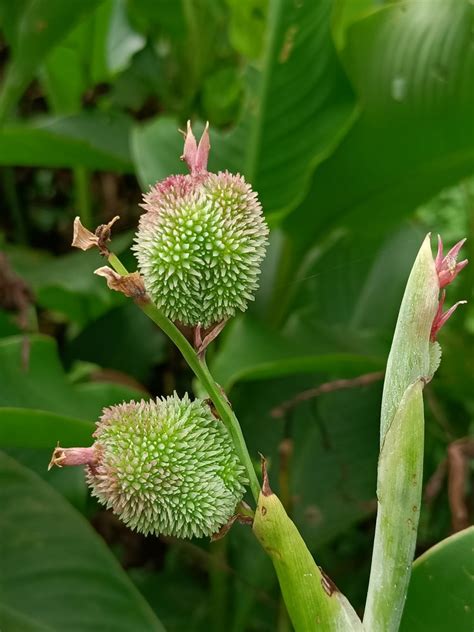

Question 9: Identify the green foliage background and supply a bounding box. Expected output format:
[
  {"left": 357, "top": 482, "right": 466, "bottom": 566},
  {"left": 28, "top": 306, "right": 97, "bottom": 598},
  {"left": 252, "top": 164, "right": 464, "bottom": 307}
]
[{"left": 0, "top": 1, "right": 472, "bottom": 630}]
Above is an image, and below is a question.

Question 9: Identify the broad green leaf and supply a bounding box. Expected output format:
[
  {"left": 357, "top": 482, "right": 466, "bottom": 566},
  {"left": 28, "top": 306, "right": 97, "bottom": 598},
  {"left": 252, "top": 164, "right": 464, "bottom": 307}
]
[
  {"left": 0, "top": 1, "right": 29, "bottom": 48},
  {"left": 0, "top": 310, "right": 21, "bottom": 338},
  {"left": 0, "top": 452, "right": 165, "bottom": 631},
  {"left": 271, "top": 222, "right": 429, "bottom": 359},
  {"left": 0, "top": 112, "right": 133, "bottom": 170},
  {"left": 125, "top": 0, "right": 187, "bottom": 40},
  {"left": 211, "top": 316, "right": 383, "bottom": 390},
  {"left": 107, "top": 0, "right": 146, "bottom": 75},
  {"left": 400, "top": 526, "right": 474, "bottom": 632},
  {"left": 226, "top": 0, "right": 267, "bottom": 60},
  {"left": 132, "top": 0, "right": 356, "bottom": 219},
  {"left": 230, "top": 376, "right": 381, "bottom": 549},
  {"left": 0, "top": 0, "right": 104, "bottom": 120},
  {"left": 202, "top": 66, "right": 243, "bottom": 127},
  {"left": 41, "top": 45, "right": 84, "bottom": 114},
  {"left": 284, "top": 0, "right": 474, "bottom": 252},
  {"left": 0, "top": 410, "right": 93, "bottom": 509},
  {"left": 233, "top": 0, "right": 356, "bottom": 217},
  {"left": 131, "top": 117, "right": 188, "bottom": 188},
  {"left": 0, "top": 604, "right": 53, "bottom": 631},
  {"left": 41, "top": 0, "right": 136, "bottom": 113},
  {"left": 0, "top": 335, "right": 143, "bottom": 420},
  {"left": 65, "top": 303, "right": 166, "bottom": 383},
  {"left": 6, "top": 231, "right": 133, "bottom": 328},
  {"left": 331, "top": 0, "right": 382, "bottom": 51},
  {"left": 0, "top": 408, "right": 93, "bottom": 449}
]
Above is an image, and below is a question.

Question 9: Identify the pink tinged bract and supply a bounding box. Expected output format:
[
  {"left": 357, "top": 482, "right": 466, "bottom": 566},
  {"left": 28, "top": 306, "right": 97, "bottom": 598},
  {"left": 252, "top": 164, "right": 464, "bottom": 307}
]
[
  {"left": 430, "top": 290, "right": 467, "bottom": 341},
  {"left": 435, "top": 235, "right": 468, "bottom": 289},
  {"left": 180, "top": 120, "right": 210, "bottom": 176}
]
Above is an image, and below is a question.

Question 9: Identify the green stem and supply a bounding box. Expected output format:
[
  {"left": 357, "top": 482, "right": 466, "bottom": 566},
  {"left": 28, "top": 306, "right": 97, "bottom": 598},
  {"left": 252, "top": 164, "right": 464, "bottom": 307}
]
[
  {"left": 108, "top": 252, "right": 128, "bottom": 276},
  {"left": 74, "top": 167, "right": 93, "bottom": 227},
  {"left": 210, "top": 538, "right": 229, "bottom": 632},
  {"left": 1, "top": 168, "right": 28, "bottom": 244},
  {"left": 107, "top": 254, "right": 261, "bottom": 504}
]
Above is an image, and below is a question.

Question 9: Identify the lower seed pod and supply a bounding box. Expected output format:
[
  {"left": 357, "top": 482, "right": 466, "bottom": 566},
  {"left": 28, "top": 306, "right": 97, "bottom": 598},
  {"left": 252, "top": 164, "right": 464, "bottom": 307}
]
[{"left": 51, "top": 394, "right": 248, "bottom": 539}]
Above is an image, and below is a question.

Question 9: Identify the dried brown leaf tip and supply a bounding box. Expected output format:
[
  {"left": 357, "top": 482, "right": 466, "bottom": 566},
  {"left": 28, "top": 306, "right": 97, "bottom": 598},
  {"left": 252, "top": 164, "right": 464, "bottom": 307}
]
[
  {"left": 211, "top": 501, "right": 254, "bottom": 540},
  {"left": 72, "top": 216, "right": 120, "bottom": 256},
  {"left": 260, "top": 453, "right": 273, "bottom": 497},
  {"left": 94, "top": 267, "right": 147, "bottom": 301},
  {"left": 320, "top": 567, "right": 339, "bottom": 596},
  {"left": 193, "top": 319, "right": 228, "bottom": 358}
]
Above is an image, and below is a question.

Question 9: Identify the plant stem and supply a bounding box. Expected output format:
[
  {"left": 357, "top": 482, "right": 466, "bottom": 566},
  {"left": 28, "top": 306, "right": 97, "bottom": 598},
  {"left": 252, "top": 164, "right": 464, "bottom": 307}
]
[
  {"left": 74, "top": 167, "right": 93, "bottom": 227},
  {"left": 210, "top": 538, "right": 228, "bottom": 632},
  {"left": 1, "top": 168, "right": 28, "bottom": 244},
  {"left": 107, "top": 254, "right": 261, "bottom": 503}
]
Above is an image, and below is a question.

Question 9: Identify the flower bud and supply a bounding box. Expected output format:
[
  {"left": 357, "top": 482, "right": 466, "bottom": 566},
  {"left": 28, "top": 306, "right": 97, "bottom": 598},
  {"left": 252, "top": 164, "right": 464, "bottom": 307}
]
[
  {"left": 86, "top": 394, "right": 247, "bottom": 538},
  {"left": 133, "top": 123, "right": 269, "bottom": 327}
]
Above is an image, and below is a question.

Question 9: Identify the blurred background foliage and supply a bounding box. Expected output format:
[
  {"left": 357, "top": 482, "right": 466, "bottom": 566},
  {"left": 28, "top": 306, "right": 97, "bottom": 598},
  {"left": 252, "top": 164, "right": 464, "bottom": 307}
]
[{"left": 0, "top": 0, "right": 473, "bottom": 630}]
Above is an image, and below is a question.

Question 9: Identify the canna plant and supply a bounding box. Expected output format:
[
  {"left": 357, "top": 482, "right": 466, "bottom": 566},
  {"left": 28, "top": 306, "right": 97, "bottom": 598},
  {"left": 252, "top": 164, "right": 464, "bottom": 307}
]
[{"left": 51, "top": 124, "right": 468, "bottom": 632}]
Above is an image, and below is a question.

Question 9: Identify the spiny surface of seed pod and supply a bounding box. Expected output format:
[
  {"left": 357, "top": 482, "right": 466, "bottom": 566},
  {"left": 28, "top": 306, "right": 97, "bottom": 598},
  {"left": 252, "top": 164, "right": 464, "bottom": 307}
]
[
  {"left": 133, "top": 123, "right": 269, "bottom": 327},
  {"left": 87, "top": 394, "right": 247, "bottom": 538}
]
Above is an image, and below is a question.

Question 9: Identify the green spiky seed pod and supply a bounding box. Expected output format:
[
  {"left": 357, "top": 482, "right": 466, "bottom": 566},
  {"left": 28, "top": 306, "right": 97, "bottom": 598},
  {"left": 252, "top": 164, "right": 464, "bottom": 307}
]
[
  {"left": 133, "top": 124, "right": 269, "bottom": 327},
  {"left": 86, "top": 394, "right": 247, "bottom": 538}
]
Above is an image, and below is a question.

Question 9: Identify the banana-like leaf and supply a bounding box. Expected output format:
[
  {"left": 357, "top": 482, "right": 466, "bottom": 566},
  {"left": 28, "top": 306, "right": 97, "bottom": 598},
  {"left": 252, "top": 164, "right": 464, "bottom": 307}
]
[
  {"left": 0, "top": 0, "right": 104, "bottom": 120},
  {"left": 285, "top": 0, "right": 474, "bottom": 252},
  {"left": 0, "top": 452, "right": 165, "bottom": 631},
  {"left": 400, "top": 526, "right": 474, "bottom": 632},
  {"left": 131, "top": 0, "right": 356, "bottom": 219}
]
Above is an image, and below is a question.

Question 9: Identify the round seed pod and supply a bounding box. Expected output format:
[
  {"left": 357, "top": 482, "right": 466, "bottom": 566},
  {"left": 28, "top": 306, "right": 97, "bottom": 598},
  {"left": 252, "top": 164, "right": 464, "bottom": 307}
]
[
  {"left": 133, "top": 125, "right": 269, "bottom": 327},
  {"left": 86, "top": 394, "right": 247, "bottom": 538}
]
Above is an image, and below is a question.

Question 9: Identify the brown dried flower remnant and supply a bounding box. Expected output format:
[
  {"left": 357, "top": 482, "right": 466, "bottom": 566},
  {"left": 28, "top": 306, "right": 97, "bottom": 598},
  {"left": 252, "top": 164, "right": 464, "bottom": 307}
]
[
  {"left": 94, "top": 267, "right": 147, "bottom": 302},
  {"left": 72, "top": 215, "right": 120, "bottom": 256}
]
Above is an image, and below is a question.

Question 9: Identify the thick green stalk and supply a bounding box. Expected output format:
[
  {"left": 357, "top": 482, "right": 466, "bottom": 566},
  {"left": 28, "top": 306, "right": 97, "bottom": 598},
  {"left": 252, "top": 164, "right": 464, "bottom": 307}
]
[
  {"left": 209, "top": 538, "right": 229, "bottom": 632},
  {"left": 364, "top": 381, "right": 425, "bottom": 632},
  {"left": 107, "top": 254, "right": 261, "bottom": 503},
  {"left": 253, "top": 474, "right": 363, "bottom": 631},
  {"left": 1, "top": 168, "right": 28, "bottom": 244},
  {"left": 364, "top": 235, "right": 440, "bottom": 632},
  {"left": 74, "top": 167, "right": 93, "bottom": 228}
]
